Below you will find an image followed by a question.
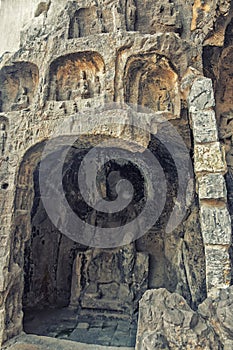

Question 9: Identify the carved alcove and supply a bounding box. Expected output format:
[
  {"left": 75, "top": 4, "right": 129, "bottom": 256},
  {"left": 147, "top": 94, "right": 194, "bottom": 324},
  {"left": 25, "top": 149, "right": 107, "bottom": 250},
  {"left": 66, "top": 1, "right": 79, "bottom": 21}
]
[
  {"left": 68, "top": 7, "right": 103, "bottom": 38},
  {"left": 124, "top": 53, "right": 180, "bottom": 117},
  {"left": 48, "top": 52, "right": 105, "bottom": 102},
  {"left": 0, "top": 62, "right": 39, "bottom": 112},
  {"left": 100, "top": 7, "right": 114, "bottom": 33},
  {"left": 7, "top": 134, "right": 149, "bottom": 347},
  {"left": 5, "top": 120, "right": 205, "bottom": 349},
  {"left": 134, "top": 0, "right": 182, "bottom": 34}
]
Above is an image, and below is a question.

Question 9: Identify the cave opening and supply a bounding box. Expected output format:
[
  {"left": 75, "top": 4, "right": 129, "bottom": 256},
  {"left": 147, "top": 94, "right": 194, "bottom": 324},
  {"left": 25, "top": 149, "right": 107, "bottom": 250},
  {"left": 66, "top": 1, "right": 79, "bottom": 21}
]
[
  {"left": 22, "top": 140, "right": 149, "bottom": 348},
  {"left": 18, "top": 131, "right": 196, "bottom": 347}
]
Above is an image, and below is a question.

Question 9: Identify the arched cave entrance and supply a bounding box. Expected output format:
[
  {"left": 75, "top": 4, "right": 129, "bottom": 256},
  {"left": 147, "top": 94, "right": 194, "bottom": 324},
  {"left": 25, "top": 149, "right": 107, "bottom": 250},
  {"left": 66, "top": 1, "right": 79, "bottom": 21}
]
[
  {"left": 11, "top": 129, "right": 204, "bottom": 347},
  {"left": 22, "top": 137, "right": 148, "bottom": 347}
]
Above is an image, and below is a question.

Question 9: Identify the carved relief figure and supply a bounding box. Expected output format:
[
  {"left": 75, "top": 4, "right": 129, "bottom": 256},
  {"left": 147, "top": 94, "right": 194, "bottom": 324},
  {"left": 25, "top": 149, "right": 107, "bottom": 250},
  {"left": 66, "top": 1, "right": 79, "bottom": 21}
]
[
  {"left": 220, "top": 112, "right": 233, "bottom": 176},
  {"left": 157, "top": 85, "right": 173, "bottom": 112},
  {"left": 69, "top": 8, "right": 102, "bottom": 38},
  {"left": 150, "top": 1, "right": 182, "bottom": 34},
  {"left": 94, "top": 75, "right": 101, "bottom": 95},
  {"left": 50, "top": 78, "right": 58, "bottom": 101},
  {"left": 11, "top": 86, "right": 29, "bottom": 111},
  {"left": 112, "top": 2, "right": 123, "bottom": 31},
  {"left": 0, "top": 92, "right": 2, "bottom": 113},
  {"left": 0, "top": 123, "right": 7, "bottom": 156},
  {"left": 73, "top": 16, "right": 80, "bottom": 38},
  {"left": 126, "top": 0, "right": 136, "bottom": 31},
  {"left": 49, "top": 53, "right": 105, "bottom": 101},
  {"left": 80, "top": 71, "right": 91, "bottom": 99}
]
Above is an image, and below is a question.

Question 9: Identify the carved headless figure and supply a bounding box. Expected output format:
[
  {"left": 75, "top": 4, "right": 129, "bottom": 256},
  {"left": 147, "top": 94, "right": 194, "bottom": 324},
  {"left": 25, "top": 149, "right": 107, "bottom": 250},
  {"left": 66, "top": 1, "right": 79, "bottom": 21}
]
[
  {"left": 73, "top": 16, "right": 80, "bottom": 38},
  {"left": 112, "top": 2, "right": 123, "bottom": 31},
  {"left": 12, "top": 86, "right": 29, "bottom": 110},
  {"left": 94, "top": 76, "right": 101, "bottom": 95},
  {"left": 0, "top": 123, "right": 7, "bottom": 156},
  {"left": 80, "top": 71, "right": 91, "bottom": 99},
  {"left": 0, "top": 91, "right": 2, "bottom": 112},
  {"left": 126, "top": 0, "right": 136, "bottom": 31}
]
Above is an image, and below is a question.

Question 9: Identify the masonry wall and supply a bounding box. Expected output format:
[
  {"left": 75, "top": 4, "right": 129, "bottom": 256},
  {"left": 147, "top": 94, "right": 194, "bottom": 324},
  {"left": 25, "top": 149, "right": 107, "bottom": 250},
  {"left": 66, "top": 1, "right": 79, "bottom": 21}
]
[{"left": 0, "top": 0, "right": 233, "bottom": 348}]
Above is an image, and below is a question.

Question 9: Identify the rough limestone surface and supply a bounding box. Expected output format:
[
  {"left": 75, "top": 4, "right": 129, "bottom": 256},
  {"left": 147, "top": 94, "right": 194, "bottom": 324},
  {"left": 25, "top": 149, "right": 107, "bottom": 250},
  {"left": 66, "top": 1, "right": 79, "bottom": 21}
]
[
  {"left": 136, "top": 289, "right": 221, "bottom": 350},
  {"left": 136, "top": 287, "right": 233, "bottom": 350},
  {"left": 198, "top": 174, "right": 227, "bottom": 200},
  {"left": 191, "top": 109, "right": 218, "bottom": 144},
  {"left": 0, "top": 0, "right": 233, "bottom": 348},
  {"left": 200, "top": 206, "right": 232, "bottom": 245}
]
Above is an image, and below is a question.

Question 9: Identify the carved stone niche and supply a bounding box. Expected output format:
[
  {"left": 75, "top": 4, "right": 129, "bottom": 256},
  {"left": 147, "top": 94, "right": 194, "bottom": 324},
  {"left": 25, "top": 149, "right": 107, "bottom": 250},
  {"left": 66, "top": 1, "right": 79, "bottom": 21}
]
[
  {"left": 135, "top": 0, "right": 182, "bottom": 34},
  {"left": 48, "top": 52, "right": 105, "bottom": 102},
  {"left": 68, "top": 7, "right": 103, "bottom": 38},
  {"left": 70, "top": 244, "right": 149, "bottom": 318},
  {"left": 149, "top": 1, "right": 182, "bottom": 34},
  {"left": 124, "top": 53, "right": 180, "bottom": 118},
  {"left": 0, "top": 62, "right": 39, "bottom": 112}
]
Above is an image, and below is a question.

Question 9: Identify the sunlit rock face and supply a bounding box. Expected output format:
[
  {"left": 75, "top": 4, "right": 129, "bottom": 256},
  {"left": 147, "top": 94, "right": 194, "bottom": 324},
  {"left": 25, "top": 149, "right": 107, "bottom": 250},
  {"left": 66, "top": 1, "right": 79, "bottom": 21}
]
[{"left": 0, "top": 0, "right": 233, "bottom": 349}]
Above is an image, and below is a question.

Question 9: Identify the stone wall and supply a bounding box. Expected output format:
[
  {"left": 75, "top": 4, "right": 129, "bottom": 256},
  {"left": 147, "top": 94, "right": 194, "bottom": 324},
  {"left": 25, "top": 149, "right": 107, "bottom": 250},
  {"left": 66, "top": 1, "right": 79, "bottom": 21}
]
[{"left": 0, "top": 0, "right": 232, "bottom": 348}]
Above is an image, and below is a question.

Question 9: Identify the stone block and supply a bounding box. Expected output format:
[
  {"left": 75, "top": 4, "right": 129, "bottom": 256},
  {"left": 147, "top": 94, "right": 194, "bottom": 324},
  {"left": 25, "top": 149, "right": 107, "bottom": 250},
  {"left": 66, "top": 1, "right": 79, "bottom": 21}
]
[
  {"left": 198, "top": 174, "right": 227, "bottom": 200},
  {"left": 205, "top": 246, "right": 231, "bottom": 290},
  {"left": 188, "top": 77, "right": 215, "bottom": 111},
  {"left": 200, "top": 206, "right": 231, "bottom": 245},
  {"left": 76, "top": 322, "right": 90, "bottom": 330},
  {"left": 194, "top": 142, "right": 227, "bottom": 173},
  {"left": 191, "top": 109, "right": 218, "bottom": 143}
]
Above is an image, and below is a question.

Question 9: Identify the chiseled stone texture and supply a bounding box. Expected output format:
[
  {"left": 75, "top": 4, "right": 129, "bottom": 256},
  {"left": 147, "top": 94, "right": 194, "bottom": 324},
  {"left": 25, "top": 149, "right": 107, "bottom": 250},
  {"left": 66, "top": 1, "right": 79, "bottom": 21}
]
[
  {"left": 205, "top": 246, "right": 231, "bottom": 291},
  {"left": 198, "top": 286, "right": 233, "bottom": 346},
  {"left": 188, "top": 77, "right": 215, "bottom": 112},
  {"left": 198, "top": 174, "right": 227, "bottom": 200},
  {"left": 200, "top": 206, "right": 231, "bottom": 245},
  {"left": 0, "top": 0, "right": 232, "bottom": 347},
  {"left": 194, "top": 142, "right": 227, "bottom": 173},
  {"left": 191, "top": 109, "right": 218, "bottom": 144}
]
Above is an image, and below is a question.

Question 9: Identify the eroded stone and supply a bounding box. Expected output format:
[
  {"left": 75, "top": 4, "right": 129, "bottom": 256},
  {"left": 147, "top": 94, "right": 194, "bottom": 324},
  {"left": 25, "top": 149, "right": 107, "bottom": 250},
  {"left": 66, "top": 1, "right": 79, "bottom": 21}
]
[
  {"left": 200, "top": 206, "right": 231, "bottom": 245},
  {"left": 198, "top": 174, "right": 227, "bottom": 200},
  {"left": 194, "top": 143, "right": 226, "bottom": 173}
]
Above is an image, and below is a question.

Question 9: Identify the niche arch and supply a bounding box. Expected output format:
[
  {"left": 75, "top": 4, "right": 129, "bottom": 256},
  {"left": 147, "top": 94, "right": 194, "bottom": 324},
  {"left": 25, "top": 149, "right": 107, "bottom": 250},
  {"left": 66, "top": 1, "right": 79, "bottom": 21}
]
[
  {"left": 48, "top": 52, "right": 105, "bottom": 101},
  {"left": 6, "top": 132, "right": 149, "bottom": 345},
  {"left": 0, "top": 62, "right": 39, "bottom": 112},
  {"left": 68, "top": 7, "right": 102, "bottom": 38},
  {"left": 124, "top": 53, "right": 180, "bottom": 117}
]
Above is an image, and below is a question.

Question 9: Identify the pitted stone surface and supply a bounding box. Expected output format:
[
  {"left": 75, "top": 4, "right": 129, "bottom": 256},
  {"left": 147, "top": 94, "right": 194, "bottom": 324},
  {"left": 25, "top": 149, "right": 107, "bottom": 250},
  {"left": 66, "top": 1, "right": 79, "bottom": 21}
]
[
  {"left": 198, "top": 174, "right": 227, "bottom": 200},
  {"left": 200, "top": 206, "right": 232, "bottom": 245},
  {"left": 188, "top": 78, "right": 215, "bottom": 111},
  {"left": 191, "top": 109, "right": 218, "bottom": 144},
  {"left": 194, "top": 142, "right": 226, "bottom": 173},
  {"left": 136, "top": 287, "right": 233, "bottom": 349},
  {"left": 136, "top": 289, "right": 222, "bottom": 350},
  {"left": 0, "top": 0, "right": 232, "bottom": 348},
  {"left": 205, "top": 246, "right": 231, "bottom": 290}
]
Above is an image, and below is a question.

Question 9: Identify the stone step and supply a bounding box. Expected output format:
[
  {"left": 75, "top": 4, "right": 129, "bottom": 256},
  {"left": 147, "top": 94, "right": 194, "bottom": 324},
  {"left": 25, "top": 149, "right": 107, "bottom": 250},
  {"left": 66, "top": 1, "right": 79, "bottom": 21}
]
[{"left": 4, "top": 334, "right": 134, "bottom": 350}]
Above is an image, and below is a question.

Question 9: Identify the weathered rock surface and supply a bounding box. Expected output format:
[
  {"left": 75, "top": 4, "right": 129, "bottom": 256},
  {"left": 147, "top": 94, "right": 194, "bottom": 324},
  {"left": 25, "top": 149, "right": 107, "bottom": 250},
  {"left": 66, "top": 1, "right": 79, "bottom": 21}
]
[
  {"left": 3, "top": 334, "right": 133, "bottom": 350},
  {"left": 136, "top": 287, "right": 233, "bottom": 349},
  {"left": 0, "top": 0, "right": 233, "bottom": 348}
]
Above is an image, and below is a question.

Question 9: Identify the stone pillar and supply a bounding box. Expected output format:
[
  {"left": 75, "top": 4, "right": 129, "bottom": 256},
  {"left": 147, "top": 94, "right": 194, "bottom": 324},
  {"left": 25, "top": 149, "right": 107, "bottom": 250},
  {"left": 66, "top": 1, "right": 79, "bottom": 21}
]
[{"left": 189, "top": 77, "right": 232, "bottom": 296}]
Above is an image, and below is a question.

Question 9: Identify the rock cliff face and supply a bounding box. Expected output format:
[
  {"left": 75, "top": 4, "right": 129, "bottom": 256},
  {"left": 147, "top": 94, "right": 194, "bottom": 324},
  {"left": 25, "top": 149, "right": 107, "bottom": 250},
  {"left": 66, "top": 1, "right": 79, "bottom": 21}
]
[
  {"left": 0, "top": 0, "right": 233, "bottom": 349},
  {"left": 136, "top": 287, "right": 233, "bottom": 349}
]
